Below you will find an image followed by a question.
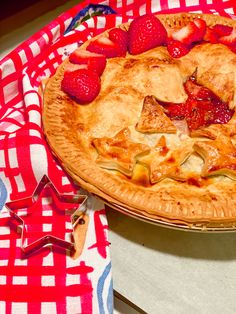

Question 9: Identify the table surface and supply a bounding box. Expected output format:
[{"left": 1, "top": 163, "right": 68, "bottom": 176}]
[
  {"left": 107, "top": 207, "right": 236, "bottom": 314},
  {"left": 1, "top": 2, "right": 236, "bottom": 313}
]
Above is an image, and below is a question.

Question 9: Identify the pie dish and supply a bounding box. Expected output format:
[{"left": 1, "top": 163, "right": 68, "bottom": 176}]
[{"left": 43, "top": 13, "right": 236, "bottom": 230}]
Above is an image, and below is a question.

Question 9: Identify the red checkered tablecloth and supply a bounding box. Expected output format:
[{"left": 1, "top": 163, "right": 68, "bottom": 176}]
[{"left": 0, "top": 0, "right": 235, "bottom": 313}]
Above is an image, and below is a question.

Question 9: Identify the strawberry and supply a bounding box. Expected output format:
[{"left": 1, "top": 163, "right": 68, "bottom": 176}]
[
  {"left": 171, "top": 21, "right": 199, "bottom": 45},
  {"left": 109, "top": 28, "right": 128, "bottom": 47},
  {"left": 128, "top": 14, "right": 167, "bottom": 55},
  {"left": 193, "top": 18, "right": 207, "bottom": 41},
  {"left": 64, "top": 63, "right": 88, "bottom": 73},
  {"left": 69, "top": 49, "right": 106, "bottom": 75},
  {"left": 167, "top": 40, "right": 190, "bottom": 58},
  {"left": 86, "top": 37, "right": 126, "bottom": 58},
  {"left": 229, "top": 43, "right": 236, "bottom": 53},
  {"left": 212, "top": 24, "right": 233, "bottom": 37},
  {"left": 61, "top": 69, "right": 101, "bottom": 104},
  {"left": 219, "top": 28, "right": 236, "bottom": 46},
  {"left": 203, "top": 27, "right": 218, "bottom": 43}
]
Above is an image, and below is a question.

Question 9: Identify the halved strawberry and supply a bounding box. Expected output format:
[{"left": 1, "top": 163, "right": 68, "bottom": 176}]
[
  {"left": 61, "top": 69, "right": 101, "bottom": 104},
  {"left": 212, "top": 24, "right": 233, "bottom": 37},
  {"left": 193, "top": 18, "right": 206, "bottom": 41},
  {"left": 128, "top": 14, "right": 167, "bottom": 55},
  {"left": 64, "top": 63, "right": 88, "bottom": 73},
  {"left": 219, "top": 28, "right": 236, "bottom": 46},
  {"left": 229, "top": 43, "right": 236, "bottom": 53},
  {"left": 109, "top": 28, "right": 128, "bottom": 46},
  {"left": 167, "top": 40, "right": 190, "bottom": 58},
  {"left": 69, "top": 49, "right": 106, "bottom": 76},
  {"left": 86, "top": 37, "right": 126, "bottom": 58},
  {"left": 203, "top": 27, "right": 218, "bottom": 43},
  {"left": 171, "top": 21, "right": 199, "bottom": 45}
]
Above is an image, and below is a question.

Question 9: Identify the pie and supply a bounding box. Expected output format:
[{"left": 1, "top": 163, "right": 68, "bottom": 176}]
[{"left": 42, "top": 13, "right": 236, "bottom": 230}]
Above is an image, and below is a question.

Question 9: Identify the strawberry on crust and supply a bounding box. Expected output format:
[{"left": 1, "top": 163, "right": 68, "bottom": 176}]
[
  {"left": 69, "top": 49, "right": 106, "bottom": 76},
  {"left": 212, "top": 24, "right": 233, "bottom": 37},
  {"left": 64, "top": 63, "right": 88, "bottom": 73},
  {"left": 203, "top": 27, "right": 219, "bottom": 43},
  {"left": 172, "top": 21, "right": 199, "bottom": 45},
  {"left": 87, "top": 37, "right": 126, "bottom": 58},
  {"left": 219, "top": 28, "right": 236, "bottom": 46},
  {"left": 109, "top": 28, "right": 128, "bottom": 47},
  {"left": 61, "top": 69, "right": 101, "bottom": 104},
  {"left": 193, "top": 18, "right": 207, "bottom": 41},
  {"left": 128, "top": 14, "right": 167, "bottom": 55},
  {"left": 167, "top": 40, "right": 190, "bottom": 58}
]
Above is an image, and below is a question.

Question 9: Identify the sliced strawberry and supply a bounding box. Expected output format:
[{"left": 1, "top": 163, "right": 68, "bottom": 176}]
[
  {"left": 86, "top": 37, "right": 125, "bottom": 58},
  {"left": 167, "top": 40, "right": 190, "bottom": 58},
  {"left": 64, "top": 63, "right": 88, "bottom": 73},
  {"left": 212, "top": 24, "right": 233, "bottom": 37},
  {"left": 171, "top": 21, "right": 199, "bottom": 45},
  {"left": 193, "top": 18, "right": 206, "bottom": 41},
  {"left": 219, "top": 28, "right": 236, "bottom": 46},
  {"left": 128, "top": 14, "right": 167, "bottom": 55},
  {"left": 69, "top": 49, "right": 106, "bottom": 76},
  {"left": 229, "top": 43, "right": 236, "bottom": 53},
  {"left": 203, "top": 27, "right": 219, "bottom": 43},
  {"left": 61, "top": 69, "right": 101, "bottom": 104},
  {"left": 109, "top": 28, "right": 128, "bottom": 49}
]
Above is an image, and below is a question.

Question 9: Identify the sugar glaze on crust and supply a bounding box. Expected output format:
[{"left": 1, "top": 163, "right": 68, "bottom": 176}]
[{"left": 43, "top": 13, "right": 236, "bottom": 228}]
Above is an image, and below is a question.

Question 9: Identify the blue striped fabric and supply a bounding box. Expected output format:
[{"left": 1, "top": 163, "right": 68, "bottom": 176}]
[{"left": 0, "top": 178, "right": 7, "bottom": 211}]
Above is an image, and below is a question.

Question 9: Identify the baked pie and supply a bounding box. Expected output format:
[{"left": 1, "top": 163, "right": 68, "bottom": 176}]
[{"left": 43, "top": 13, "right": 236, "bottom": 229}]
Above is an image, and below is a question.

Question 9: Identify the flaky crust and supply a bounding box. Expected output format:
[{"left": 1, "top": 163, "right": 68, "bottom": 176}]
[{"left": 43, "top": 13, "right": 236, "bottom": 229}]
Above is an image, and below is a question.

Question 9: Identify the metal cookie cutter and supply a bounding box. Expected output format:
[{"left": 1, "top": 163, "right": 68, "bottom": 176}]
[{"left": 5, "top": 175, "right": 88, "bottom": 257}]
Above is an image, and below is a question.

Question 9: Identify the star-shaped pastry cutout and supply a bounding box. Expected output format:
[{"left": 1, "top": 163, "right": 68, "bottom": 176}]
[
  {"left": 194, "top": 135, "right": 236, "bottom": 179},
  {"left": 138, "top": 137, "right": 193, "bottom": 183},
  {"left": 135, "top": 96, "right": 177, "bottom": 134},
  {"left": 92, "top": 127, "right": 150, "bottom": 176},
  {"left": 5, "top": 175, "right": 88, "bottom": 257}
]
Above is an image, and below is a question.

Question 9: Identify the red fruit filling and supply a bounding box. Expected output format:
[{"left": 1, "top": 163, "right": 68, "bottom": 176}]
[{"left": 160, "top": 76, "right": 234, "bottom": 131}]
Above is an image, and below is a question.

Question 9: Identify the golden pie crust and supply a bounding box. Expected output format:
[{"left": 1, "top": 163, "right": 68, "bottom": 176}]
[{"left": 43, "top": 13, "right": 236, "bottom": 229}]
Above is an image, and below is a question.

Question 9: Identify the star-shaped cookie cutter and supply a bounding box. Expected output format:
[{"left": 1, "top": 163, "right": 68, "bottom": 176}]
[{"left": 5, "top": 175, "right": 88, "bottom": 257}]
